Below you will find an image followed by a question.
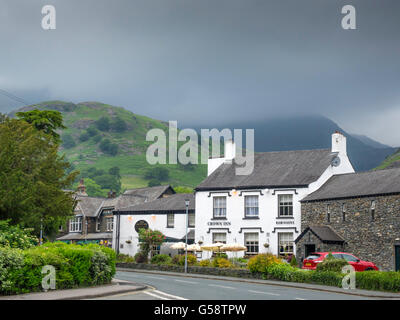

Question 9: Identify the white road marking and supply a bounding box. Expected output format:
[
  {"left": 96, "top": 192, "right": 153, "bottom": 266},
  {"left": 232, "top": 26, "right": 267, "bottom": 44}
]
[
  {"left": 208, "top": 284, "right": 235, "bottom": 290},
  {"left": 295, "top": 297, "right": 306, "bottom": 300},
  {"left": 174, "top": 279, "right": 198, "bottom": 284},
  {"left": 153, "top": 289, "right": 188, "bottom": 300},
  {"left": 248, "top": 290, "right": 280, "bottom": 296},
  {"left": 145, "top": 276, "right": 166, "bottom": 280},
  {"left": 144, "top": 290, "right": 170, "bottom": 300}
]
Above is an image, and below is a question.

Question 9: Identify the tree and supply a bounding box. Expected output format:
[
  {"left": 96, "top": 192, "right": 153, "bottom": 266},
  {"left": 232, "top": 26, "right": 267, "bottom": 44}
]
[
  {"left": 138, "top": 229, "right": 166, "bottom": 258},
  {"left": 144, "top": 167, "right": 169, "bottom": 181},
  {"left": 80, "top": 178, "right": 104, "bottom": 197},
  {"left": 99, "top": 139, "right": 118, "bottom": 156},
  {"left": 109, "top": 166, "right": 121, "bottom": 179},
  {"left": 95, "top": 116, "right": 110, "bottom": 132},
  {"left": 111, "top": 117, "right": 127, "bottom": 132},
  {"left": 16, "top": 109, "right": 66, "bottom": 143},
  {"left": 93, "top": 174, "right": 121, "bottom": 193},
  {"left": 86, "top": 126, "right": 98, "bottom": 137},
  {"left": 62, "top": 134, "right": 76, "bottom": 149},
  {"left": 79, "top": 132, "right": 90, "bottom": 142},
  {"left": 0, "top": 118, "right": 78, "bottom": 235},
  {"left": 148, "top": 179, "right": 161, "bottom": 187}
]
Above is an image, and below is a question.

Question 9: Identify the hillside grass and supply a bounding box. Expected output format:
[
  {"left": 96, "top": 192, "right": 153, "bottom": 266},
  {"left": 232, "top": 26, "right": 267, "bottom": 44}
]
[{"left": 13, "top": 101, "right": 207, "bottom": 189}]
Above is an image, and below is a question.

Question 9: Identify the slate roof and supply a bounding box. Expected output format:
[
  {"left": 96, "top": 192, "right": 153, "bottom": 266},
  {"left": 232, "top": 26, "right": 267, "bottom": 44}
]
[
  {"left": 114, "top": 193, "right": 195, "bottom": 214},
  {"left": 302, "top": 168, "right": 400, "bottom": 202},
  {"left": 123, "top": 185, "right": 174, "bottom": 200},
  {"left": 74, "top": 196, "right": 105, "bottom": 217},
  {"left": 196, "top": 149, "right": 337, "bottom": 191},
  {"left": 295, "top": 226, "right": 345, "bottom": 244}
]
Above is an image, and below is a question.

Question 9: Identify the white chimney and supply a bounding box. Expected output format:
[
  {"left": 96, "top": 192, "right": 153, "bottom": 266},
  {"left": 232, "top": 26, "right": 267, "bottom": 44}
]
[
  {"left": 224, "top": 139, "right": 236, "bottom": 161},
  {"left": 331, "top": 131, "right": 347, "bottom": 155}
]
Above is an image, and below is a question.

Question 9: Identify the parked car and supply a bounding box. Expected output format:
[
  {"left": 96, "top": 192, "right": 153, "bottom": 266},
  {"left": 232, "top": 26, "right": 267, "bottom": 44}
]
[{"left": 302, "top": 252, "right": 379, "bottom": 271}]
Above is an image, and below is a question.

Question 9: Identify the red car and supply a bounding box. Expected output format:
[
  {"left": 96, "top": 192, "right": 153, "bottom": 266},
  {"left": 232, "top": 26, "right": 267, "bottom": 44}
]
[{"left": 302, "top": 252, "right": 379, "bottom": 271}]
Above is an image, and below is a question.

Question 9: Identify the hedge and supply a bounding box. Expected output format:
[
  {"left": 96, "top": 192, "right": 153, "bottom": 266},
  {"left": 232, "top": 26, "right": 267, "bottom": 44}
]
[
  {"left": 255, "top": 262, "right": 400, "bottom": 292},
  {"left": 0, "top": 242, "right": 116, "bottom": 295}
]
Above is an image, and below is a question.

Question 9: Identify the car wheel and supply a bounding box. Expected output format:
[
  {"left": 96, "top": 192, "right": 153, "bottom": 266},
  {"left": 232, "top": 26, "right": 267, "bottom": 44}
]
[{"left": 364, "top": 268, "right": 374, "bottom": 271}]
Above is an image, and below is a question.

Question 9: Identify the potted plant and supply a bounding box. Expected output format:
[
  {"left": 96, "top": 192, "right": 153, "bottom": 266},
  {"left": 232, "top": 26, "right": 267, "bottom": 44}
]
[
  {"left": 263, "top": 243, "right": 269, "bottom": 248},
  {"left": 126, "top": 240, "right": 132, "bottom": 244}
]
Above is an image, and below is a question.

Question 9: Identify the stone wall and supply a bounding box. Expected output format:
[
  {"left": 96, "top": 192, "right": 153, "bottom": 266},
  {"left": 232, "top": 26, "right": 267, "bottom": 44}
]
[
  {"left": 299, "top": 194, "right": 400, "bottom": 271},
  {"left": 117, "top": 262, "right": 263, "bottom": 279}
]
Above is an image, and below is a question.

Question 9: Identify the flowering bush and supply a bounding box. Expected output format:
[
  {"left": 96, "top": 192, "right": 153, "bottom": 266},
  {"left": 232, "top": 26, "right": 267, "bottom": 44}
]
[
  {"left": 172, "top": 254, "right": 197, "bottom": 266},
  {"left": 247, "top": 253, "right": 282, "bottom": 273},
  {"left": 138, "top": 229, "right": 166, "bottom": 258},
  {"left": 0, "top": 220, "right": 38, "bottom": 249},
  {"left": 211, "top": 257, "right": 232, "bottom": 268},
  {"left": 199, "top": 259, "right": 212, "bottom": 267},
  {"left": 151, "top": 254, "right": 172, "bottom": 265}
]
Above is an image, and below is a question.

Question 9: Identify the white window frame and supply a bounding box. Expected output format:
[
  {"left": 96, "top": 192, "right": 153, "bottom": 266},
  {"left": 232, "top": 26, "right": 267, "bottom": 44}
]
[
  {"left": 244, "top": 232, "right": 259, "bottom": 255},
  {"left": 244, "top": 195, "right": 259, "bottom": 218},
  {"left": 213, "top": 196, "right": 227, "bottom": 218},
  {"left": 188, "top": 213, "right": 195, "bottom": 228},
  {"left": 278, "top": 232, "right": 294, "bottom": 257},
  {"left": 70, "top": 216, "right": 82, "bottom": 233},
  {"left": 106, "top": 217, "right": 114, "bottom": 232},
  {"left": 212, "top": 233, "right": 226, "bottom": 244},
  {"left": 278, "top": 194, "right": 293, "bottom": 217},
  {"left": 167, "top": 213, "right": 174, "bottom": 228}
]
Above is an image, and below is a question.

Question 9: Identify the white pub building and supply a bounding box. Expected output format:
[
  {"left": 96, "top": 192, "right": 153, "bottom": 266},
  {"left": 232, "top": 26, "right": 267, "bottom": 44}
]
[{"left": 194, "top": 132, "right": 354, "bottom": 258}]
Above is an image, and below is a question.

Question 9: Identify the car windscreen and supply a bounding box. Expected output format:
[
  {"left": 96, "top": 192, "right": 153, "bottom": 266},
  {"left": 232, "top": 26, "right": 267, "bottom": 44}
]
[{"left": 305, "top": 254, "right": 320, "bottom": 260}]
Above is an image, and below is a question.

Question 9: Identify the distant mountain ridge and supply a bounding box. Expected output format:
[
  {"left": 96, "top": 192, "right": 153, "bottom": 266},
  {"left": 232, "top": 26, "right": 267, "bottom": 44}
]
[{"left": 183, "top": 115, "right": 396, "bottom": 172}]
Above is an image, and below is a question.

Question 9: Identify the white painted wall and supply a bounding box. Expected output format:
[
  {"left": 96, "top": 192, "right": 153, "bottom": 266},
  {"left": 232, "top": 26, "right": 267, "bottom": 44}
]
[
  {"left": 195, "top": 133, "right": 355, "bottom": 259},
  {"left": 112, "top": 213, "right": 193, "bottom": 257}
]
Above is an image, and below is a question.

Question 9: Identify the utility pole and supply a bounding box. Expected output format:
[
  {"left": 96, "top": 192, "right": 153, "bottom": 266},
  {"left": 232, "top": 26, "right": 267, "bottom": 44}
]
[{"left": 184, "top": 199, "right": 190, "bottom": 273}]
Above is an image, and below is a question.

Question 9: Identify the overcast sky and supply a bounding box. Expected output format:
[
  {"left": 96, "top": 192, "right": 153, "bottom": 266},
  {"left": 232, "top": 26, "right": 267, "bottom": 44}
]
[{"left": 0, "top": 0, "right": 399, "bottom": 145}]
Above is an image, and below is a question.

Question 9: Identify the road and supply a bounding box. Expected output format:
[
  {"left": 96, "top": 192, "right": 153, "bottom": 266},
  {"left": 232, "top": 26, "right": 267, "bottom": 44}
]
[{"left": 93, "top": 270, "right": 376, "bottom": 300}]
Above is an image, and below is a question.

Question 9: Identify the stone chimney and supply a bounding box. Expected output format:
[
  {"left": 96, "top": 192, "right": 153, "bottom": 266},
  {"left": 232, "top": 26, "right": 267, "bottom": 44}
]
[
  {"left": 77, "top": 179, "right": 87, "bottom": 196},
  {"left": 331, "top": 131, "right": 347, "bottom": 155}
]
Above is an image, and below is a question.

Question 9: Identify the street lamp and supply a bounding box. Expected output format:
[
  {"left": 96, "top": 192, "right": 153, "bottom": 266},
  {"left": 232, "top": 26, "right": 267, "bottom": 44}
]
[{"left": 184, "top": 198, "right": 190, "bottom": 273}]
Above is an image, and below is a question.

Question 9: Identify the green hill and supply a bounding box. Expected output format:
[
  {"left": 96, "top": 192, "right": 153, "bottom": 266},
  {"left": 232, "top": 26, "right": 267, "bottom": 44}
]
[
  {"left": 376, "top": 148, "right": 400, "bottom": 170},
  {"left": 10, "top": 101, "right": 207, "bottom": 191}
]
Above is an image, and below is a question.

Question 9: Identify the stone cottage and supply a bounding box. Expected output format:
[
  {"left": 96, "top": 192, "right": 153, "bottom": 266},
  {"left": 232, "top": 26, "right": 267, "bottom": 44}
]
[
  {"left": 56, "top": 181, "right": 175, "bottom": 246},
  {"left": 296, "top": 168, "right": 400, "bottom": 271}
]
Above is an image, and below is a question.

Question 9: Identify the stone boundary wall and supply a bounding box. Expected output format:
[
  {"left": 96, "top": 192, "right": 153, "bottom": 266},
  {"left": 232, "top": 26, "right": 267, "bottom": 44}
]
[{"left": 117, "top": 262, "right": 263, "bottom": 279}]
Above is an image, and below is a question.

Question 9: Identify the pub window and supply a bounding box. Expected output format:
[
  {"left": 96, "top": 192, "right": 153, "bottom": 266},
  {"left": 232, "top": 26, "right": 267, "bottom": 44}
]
[
  {"left": 278, "top": 194, "right": 293, "bottom": 217},
  {"left": 244, "top": 233, "right": 259, "bottom": 255},
  {"left": 278, "top": 232, "right": 294, "bottom": 257},
  {"left": 188, "top": 213, "right": 195, "bottom": 228},
  {"left": 106, "top": 217, "right": 114, "bottom": 231},
  {"left": 245, "top": 196, "right": 259, "bottom": 217},
  {"left": 213, "top": 197, "right": 227, "bottom": 218},
  {"left": 371, "top": 201, "right": 376, "bottom": 221},
  {"left": 70, "top": 216, "right": 82, "bottom": 232},
  {"left": 212, "top": 233, "right": 226, "bottom": 244},
  {"left": 167, "top": 213, "right": 174, "bottom": 228},
  {"left": 96, "top": 219, "right": 101, "bottom": 232},
  {"left": 342, "top": 203, "right": 346, "bottom": 222}
]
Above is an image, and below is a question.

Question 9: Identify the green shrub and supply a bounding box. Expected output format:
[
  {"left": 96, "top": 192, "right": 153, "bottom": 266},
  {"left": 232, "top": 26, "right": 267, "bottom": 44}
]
[
  {"left": 356, "top": 271, "right": 400, "bottom": 292},
  {"left": 247, "top": 253, "right": 282, "bottom": 273},
  {"left": 0, "top": 243, "right": 116, "bottom": 295},
  {"left": 134, "top": 252, "right": 148, "bottom": 264},
  {"left": 316, "top": 256, "right": 348, "bottom": 273},
  {"left": 290, "top": 255, "right": 298, "bottom": 267},
  {"left": 199, "top": 259, "right": 212, "bottom": 267},
  {"left": 172, "top": 254, "right": 197, "bottom": 266},
  {"left": 117, "top": 253, "right": 135, "bottom": 263},
  {"left": 214, "top": 252, "right": 228, "bottom": 259},
  {"left": 212, "top": 258, "right": 232, "bottom": 268},
  {"left": 0, "top": 220, "right": 38, "bottom": 249},
  {"left": 151, "top": 254, "right": 172, "bottom": 265},
  {"left": 0, "top": 247, "right": 24, "bottom": 293}
]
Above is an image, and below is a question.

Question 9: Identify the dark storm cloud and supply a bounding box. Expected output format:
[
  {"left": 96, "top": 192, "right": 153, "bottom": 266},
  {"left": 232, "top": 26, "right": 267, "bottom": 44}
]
[{"left": 0, "top": 0, "right": 399, "bottom": 144}]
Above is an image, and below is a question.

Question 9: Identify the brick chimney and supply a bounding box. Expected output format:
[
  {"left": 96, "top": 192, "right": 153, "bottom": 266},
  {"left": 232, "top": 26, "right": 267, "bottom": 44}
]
[{"left": 77, "top": 179, "right": 87, "bottom": 196}]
